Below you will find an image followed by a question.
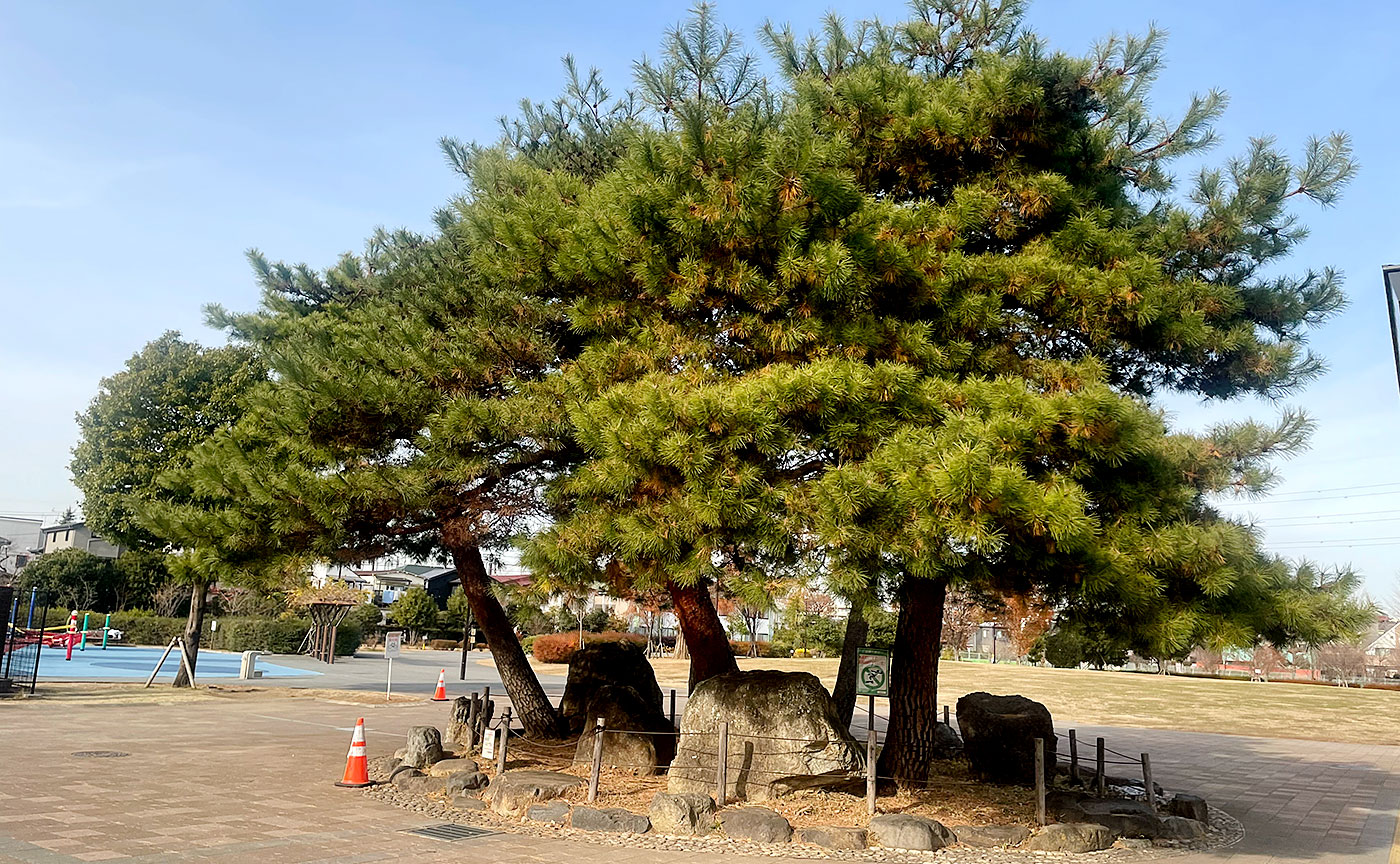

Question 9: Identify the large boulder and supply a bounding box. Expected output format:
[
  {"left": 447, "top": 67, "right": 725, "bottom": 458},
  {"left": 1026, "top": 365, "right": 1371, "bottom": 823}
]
[
  {"left": 956, "top": 692, "right": 1056, "bottom": 785},
  {"left": 573, "top": 684, "right": 677, "bottom": 773},
  {"left": 444, "top": 771, "right": 489, "bottom": 796},
  {"left": 649, "top": 792, "right": 716, "bottom": 836},
  {"left": 869, "top": 814, "right": 954, "bottom": 851},
  {"left": 483, "top": 769, "right": 583, "bottom": 817},
  {"left": 560, "top": 641, "right": 664, "bottom": 732},
  {"left": 1025, "top": 823, "right": 1115, "bottom": 852},
  {"left": 719, "top": 807, "right": 792, "bottom": 843},
  {"left": 446, "top": 696, "right": 475, "bottom": 748},
  {"left": 1071, "top": 799, "right": 1163, "bottom": 839},
  {"left": 797, "top": 827, "right": 868, "bottom": 850},
  {"left": 668, "top": 670, "right": 862, "bottom": 802},
  {"left": 399, "top": 726, "right": 446, "bottom": 770},
  {"left": 428, "top": 757, "right": 479, "bottom": 778},
  {"left": 1167, "top": 793, "right": 1209, "bottom": 824},
  {"left": 570, "top": 806, "right": 651, "bottom": 834}
]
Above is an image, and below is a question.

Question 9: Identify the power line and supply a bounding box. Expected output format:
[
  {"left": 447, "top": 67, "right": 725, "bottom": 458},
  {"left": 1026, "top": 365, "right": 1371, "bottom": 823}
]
[
  {"left": 1215, "top": 489, "right": 1400, "bottom": 506},
  {"left": 1257, "top": 507, "right": 1400, "bottom": 523}
]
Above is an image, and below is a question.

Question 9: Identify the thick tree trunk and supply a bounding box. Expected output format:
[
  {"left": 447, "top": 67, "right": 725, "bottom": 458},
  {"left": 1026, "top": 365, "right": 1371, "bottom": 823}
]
[
  {"left": 449, "top": 543, "right": 562, "bottom": 738},
  {"left": 172, "top": 581, "right": 207, "bottom": 688},
  {"left": 832, "top": 603, "right": 870, "bottom": 730},
  {"left": 667, "top": 580, "right": 738, "bottom": 692},
  {"left": 877, "top": 576, "right": 949, "bottom": 786}
]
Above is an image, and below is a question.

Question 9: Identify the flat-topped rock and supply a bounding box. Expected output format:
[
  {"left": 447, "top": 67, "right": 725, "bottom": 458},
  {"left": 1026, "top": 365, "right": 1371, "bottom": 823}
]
[
  {"left": 1026, "top": 823, "right": 1115, "bottom": 852},
  {"left": 649, "top": 792, "right": 715, "bottom": 836},
  {"left": 951, "top": 824, "right": 1030, "bottom": 847},
  {"left": 869, "top": 814, "right": 954, "bottom": 851},
  {"left": 797, "top": 826, "right": 867, "bottom": 850},
  {"left": 570, "top": 806, "right": 651, "bottom": 834},
  {"left": 720, "top": 807, "right": 792, "bottom": 843},
  {"left": 428, "top": 757, "right": 480, "bottom": 777},
  {"left": 484, "top": 769, "right": 583, "bottom": 817}
]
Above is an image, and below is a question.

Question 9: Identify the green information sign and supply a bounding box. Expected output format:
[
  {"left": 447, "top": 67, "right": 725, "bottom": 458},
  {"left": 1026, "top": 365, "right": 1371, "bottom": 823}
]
[{"left": 856, "top": 647, "right": 891, "bottom": 697}]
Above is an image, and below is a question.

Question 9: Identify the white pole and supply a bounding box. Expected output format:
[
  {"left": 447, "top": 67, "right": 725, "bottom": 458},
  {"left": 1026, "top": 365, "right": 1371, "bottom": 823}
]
[{"left": 386, "top": 656, "right": 393, "bottom": 702}]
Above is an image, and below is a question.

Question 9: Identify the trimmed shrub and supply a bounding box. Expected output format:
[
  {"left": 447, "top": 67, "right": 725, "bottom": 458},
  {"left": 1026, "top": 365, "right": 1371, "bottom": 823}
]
[
  {"left": 728, "top": 639, "right": 775, "bottom": 657},
  {"left": 428, "top": 638, "right": 460, "bottom": 650},
  {"left": 531, "top": 630, "right": 645, "bottom": 663},
  {"left": 98, "top": 612, "right": 360, "bottom": 656}
]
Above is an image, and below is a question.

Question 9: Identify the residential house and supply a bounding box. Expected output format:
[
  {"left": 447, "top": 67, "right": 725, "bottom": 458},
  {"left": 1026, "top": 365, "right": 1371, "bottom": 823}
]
[
  {"left": 0, "top": 516, "right": 42, "bottom": 574},
  {"left": 39, "top": 521, "right": 122, "bottom": 559}
]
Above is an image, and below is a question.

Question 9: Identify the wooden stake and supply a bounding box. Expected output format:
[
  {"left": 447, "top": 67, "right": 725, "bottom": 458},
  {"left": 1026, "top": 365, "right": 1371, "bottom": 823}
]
[
  {"left": 143, "top": 637, "right": 179, "bottom": 688},
  {"left": 1069, "top": 729, "right": 1080, "bottom": 784},
  {"left": 1034, "top": 737, "right": 1046, "bottom": 825},
  {"left": 176, "top": 637, "right": 197, "bottom": 688},
  {"left": 1141, "top": 753, "right": 1154, "bottom": 812},
  {"left": 587, "top": 717, "right": 605, "bottom": 802},
  {"left": 496, "top": 708, "right": 511, "bottom": 775},
  {"left": 1096, "top": 737, "right": 1106, "bottom": 797},
  {"left": 715, "top": 721, "right": 729, "bottom": 805},
  {"left": 466, "top": 693, "right": 481, "bottom": 750},
  {"left": 866, "top": 727, "right": 877, "bottom": 815},
  {"left": 670, "top": 689, "right": 677, "bottom": 728}
]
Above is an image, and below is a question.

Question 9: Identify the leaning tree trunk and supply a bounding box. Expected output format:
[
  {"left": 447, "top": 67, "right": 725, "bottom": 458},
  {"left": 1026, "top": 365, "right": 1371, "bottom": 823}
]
[
  {"left": 667, "top": 580, "right": 738, "bottom": 692},
  {"left": 172, "top": 581, "right": 208, "bottom": 688},
  {"left": 448, "top": 542, "right": 562, "bottom": 738},
  {"left": 832, "top": 603, "right": 870, "bottom": 730},
  {"left": 877, "top": 575, "right": 949, "bottom": 786}
]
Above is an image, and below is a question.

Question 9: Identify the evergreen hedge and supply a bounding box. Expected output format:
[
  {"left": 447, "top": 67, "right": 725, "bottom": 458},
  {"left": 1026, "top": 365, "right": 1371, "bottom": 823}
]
[{"left": 77, "top": 610, "right": 361, "bottom": 656}]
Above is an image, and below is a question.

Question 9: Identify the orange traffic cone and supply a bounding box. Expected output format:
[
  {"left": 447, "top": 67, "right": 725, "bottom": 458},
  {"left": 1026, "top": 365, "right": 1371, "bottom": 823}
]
[
  {"left": 335, "top": 718, "right": 372, "bottom": 788},
  {"left": 431, "top": 669, "right": 448, "bottom": 701}
]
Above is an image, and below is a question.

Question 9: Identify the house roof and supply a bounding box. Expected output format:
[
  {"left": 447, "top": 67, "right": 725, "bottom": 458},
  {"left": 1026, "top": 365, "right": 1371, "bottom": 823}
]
[{"left": 1365, "top": 621, "right": 1400, "bottom": 653}]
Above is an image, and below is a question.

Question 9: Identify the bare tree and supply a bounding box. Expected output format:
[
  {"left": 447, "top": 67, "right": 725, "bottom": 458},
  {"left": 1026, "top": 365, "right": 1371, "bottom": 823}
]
[
  {"left": 940, "top": 591, "right": 982, "bottom": 659},
  {"left": 1317, "top": 642, "right": 1368, "bottom": 686},
  {"left": 995, "top": 592, "right": 1054, "bottom": 661}
]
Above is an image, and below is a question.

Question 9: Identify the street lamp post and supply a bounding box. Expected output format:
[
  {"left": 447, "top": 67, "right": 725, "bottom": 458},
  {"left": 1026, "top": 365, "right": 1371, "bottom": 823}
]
[{"left": 1383, "top": 266, "right": 1400, "bottom": 394}]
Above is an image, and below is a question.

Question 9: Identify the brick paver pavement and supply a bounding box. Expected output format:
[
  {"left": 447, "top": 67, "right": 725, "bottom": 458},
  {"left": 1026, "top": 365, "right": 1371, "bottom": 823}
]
[{"left": 1, "top": 690, "right": 1396, "bottom": 864}]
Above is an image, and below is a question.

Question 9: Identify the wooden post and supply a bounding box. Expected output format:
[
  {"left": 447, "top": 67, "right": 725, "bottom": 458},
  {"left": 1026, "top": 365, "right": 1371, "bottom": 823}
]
[
  {"left": 459, "top": 623, "right": 469, "bottom": 680},
  {"left": 143, "top": 636, "right": 179, "bottom": 688},
  {"left": 943, "top": 705, "right": 950, "bottom": 726},
  {"left": 715, "top": 721, "right": 729, "bottom": 805},
  {"left": 1069, "top": 729, "right": 1080, "bottom": 784},
  {"left": 496, "top": 708, "right": 511, "bottom": 774},
  {"left": 1034, "top": 737, "right": 1046, "bottom": 826},
  {"left": 176, "top": 637, "right": 197, "bottom": 689},
  {"left": 1096, "top": 737, "right": 1106, "bottom": 796},
  {"left": 670, "top": 689, "right": 677, "bottom": 727},
  {"left": 587, "top": 717, "right": 605, "bottom": 802},
  {"left": 867, "top": 694, "right": 875, "bottom": 734},
  {"left": 1141, "top": 753, "right": 1154, "bottom": 812},
  {"left": 466, "top": 693, "right": 481, "bottom": 749},
  {"left": 479, "top": 685, "right": 491, "bottom": 740},
  {"left": 865, "top": 727, "right": 877, "bottom": 815}
]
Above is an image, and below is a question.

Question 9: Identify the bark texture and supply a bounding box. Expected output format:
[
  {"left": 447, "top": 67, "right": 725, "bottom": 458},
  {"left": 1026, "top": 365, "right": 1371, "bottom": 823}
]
[
  {"left": 877, "top": 576, "right": 949, "bottom": 785},
  {"left": 449, "top": 543, "right": 562, "bottom": 737},
  {"left": 666, "top": 580, "right": 738, "bottom": 692},
  {"left": 172, "top": 581, "right": 207, "bottom": 688},
  {"left": 831, "top": 603, "right": 870, "bottom": 730}
]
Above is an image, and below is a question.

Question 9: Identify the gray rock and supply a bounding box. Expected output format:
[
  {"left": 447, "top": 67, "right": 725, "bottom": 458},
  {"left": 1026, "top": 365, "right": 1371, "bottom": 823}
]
[
  {"left": 797, "top": 827, "right": 868, "bottom": 850},
  {"left": 1166, "top": 793, "right": 1209, "bottom": 824},
  {"left": 573, "top": 684, "right": 677, "bottom": 774},
  {"left": 648, "top": 792, "right": 716, "bottom": 836},
  {"left": 392, "top": 771, "right": 446, "bottom": 795},
  {"left": 484, "top": 769, "right": 583, "bottom": 817},
  {"left": 445, "top": 771, "right": 490, "bottom": 796},
  {"left": 1073, "top": 799, "right": 1162, "bottom": 839},
  {"left": 720, "top": 807, "right": 792, "bottom": 843},
  {"left": 956, "top": 692, "right": 1055, "bottom": 785},
  {"left": 951, "top": 824, "right": 1030, "bottom": 848},
  {"left": 526, "top": 802, "right": 572, "bottom": 824},
  {"left": 560, "top": 641, "right": 665, "bottom": 732},
  {"left": 400, "top": 725, "right": 447, "bottom": 769},
  {"left": 1158, "top": 815, "right": 1206, "bottom": 840},
  {"left": 933, "top": 721, "right": 963, "bottom": 757},
  {"left": 450, "top": 794, "right": 487, "bottom": 811},
  {"left": 569, "top": 806, "right": 651, "bottom": 834},
  {"left": 1116, "top": 837, "right": 1153, "bottom": 850},
  {"left": 428, "top": 757, "right": 480, "bottom": 777},
  {"left": 869, "top": 813, "right": 954, "bottom": 851},
  {"left": 1025, "top": 823, "right": 1116, "bottom": 853},
  {"left": 668, "top": 670, "right": 862, "bottom": 802},
  {"left": 445, "top": 697, "right": 475, "bottom": 748}
]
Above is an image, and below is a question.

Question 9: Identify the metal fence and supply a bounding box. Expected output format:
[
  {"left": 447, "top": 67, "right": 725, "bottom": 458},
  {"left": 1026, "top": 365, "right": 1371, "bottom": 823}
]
[{"left": 2, "top": 587, "right": 49, "bottom": 694}]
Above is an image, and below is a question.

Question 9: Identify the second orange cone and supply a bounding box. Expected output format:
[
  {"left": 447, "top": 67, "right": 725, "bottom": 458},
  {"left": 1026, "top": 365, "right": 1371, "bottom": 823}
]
[
  {"left": 431, "top": 668, "right": 448, "bottom": 701},
  {"left": 335, "top": 718, "right": 371, "bottom": 788}
]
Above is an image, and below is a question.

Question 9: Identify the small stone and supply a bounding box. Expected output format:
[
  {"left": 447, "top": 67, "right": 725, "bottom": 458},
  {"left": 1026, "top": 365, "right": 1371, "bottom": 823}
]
[
  {"left": 796, "top": 826, "right": 867, "bottom": 850},
  {"left": 951, "top": 824, "right": 1030, "bottom": 848},
  {"left": 648, "top": 792, "right": 716, "bottom": 836},
  {"left": 445, "top": 771, "right": 489, "bottom": 796},
  {"left": 527, "top": 802, "right": 572, "bottom": 824},
  {"left": 1166, "top": 793, "right": 1209, "bottom": 824},
  {"left": 450, "top": 794, "right": 487, "bottom": 811},
  {"left": 428, "top": 757, "right": 480, "bottom": 777},
  {"left": 401, "top": 726, "right": 447, "bottom": 769},
  {"left": 1025, "top": 823, "right": 1116, "bottom": 853},
  {"left": 869, "top": 813, "right": 953, "bottom": 851},
  {"left": 570, "top": 806, "right": 651, "bottom": 834},
  {"left": 1116, "top": 837, "right": 1153, "bottom": 850},
  {"left": 720, "top": 807, "right": 793, "bottom": 843},
  {"left": 392, "top": 771, "right": 446, "bottom": 795}
]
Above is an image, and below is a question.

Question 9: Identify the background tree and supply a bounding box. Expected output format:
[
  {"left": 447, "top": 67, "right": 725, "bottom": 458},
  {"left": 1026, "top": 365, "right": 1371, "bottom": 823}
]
[
  {"left": 941, "top": 591, "right": 984, "bottom": 660},
  {"left": 391, "top": 587, "right": 441, "bottom": 643},
  {"left": 995, "top": 593, "right": 1054, "bottom": 662},
  {"left": 19, "top": 549, "right": 118, "bottom": 611}
]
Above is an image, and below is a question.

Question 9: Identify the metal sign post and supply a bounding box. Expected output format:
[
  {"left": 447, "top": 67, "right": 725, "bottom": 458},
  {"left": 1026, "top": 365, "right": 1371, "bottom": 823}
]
[
  {"left": 384, "top": 630, "right": 402, "bottom": 701},
  {"left": 855, "top": 647, "right": 891, "bottom": 733}
]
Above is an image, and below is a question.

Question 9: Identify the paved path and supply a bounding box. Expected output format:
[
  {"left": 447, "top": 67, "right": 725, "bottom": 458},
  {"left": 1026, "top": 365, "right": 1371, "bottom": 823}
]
[{"left": 0, "top": 688, "right": 1396, "bottom": 864}]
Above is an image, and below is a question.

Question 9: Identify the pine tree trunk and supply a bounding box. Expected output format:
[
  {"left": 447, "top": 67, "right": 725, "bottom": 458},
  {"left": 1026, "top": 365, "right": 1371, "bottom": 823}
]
[
  {"left": 667, "top": 580, "right": 738, "bottom": 692},
  {"left": 172, "top": 581, "right": 207, "bottom": 688},
  {"left": 832, "top": 603, "right": 870, "bottom": 730},
  {"left": 449, "top": 543, "right": 562, "bottom": 738},
  {"left": 673, "top": 627, "right": 689, "bottom": 660},
  {"left": 877, "top": 576, "right": 949, "bottom": 786}
]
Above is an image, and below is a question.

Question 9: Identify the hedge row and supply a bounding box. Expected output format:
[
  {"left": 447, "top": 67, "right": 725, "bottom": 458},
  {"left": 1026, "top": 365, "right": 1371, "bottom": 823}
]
[
  {"left": 68, "top": 611, "right": 361, "bottom": 656},
  {"left": 728, "top": 640, "right": 778, "bottom": 657},
  {"left": 532, "top": 630, "right": 645, "bottom": 663}
]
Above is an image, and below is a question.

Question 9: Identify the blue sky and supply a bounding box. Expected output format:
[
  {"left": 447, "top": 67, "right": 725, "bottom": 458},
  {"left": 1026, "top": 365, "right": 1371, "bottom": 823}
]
[{"left": 3, "top": 1, "right": 1399, "bottom": 596}]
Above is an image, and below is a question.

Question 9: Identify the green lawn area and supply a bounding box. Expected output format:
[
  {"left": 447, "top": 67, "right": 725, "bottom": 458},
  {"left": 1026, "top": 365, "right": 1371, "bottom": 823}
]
[{"left": 633, "top": 657, "right": 1400, "bottom": 746}]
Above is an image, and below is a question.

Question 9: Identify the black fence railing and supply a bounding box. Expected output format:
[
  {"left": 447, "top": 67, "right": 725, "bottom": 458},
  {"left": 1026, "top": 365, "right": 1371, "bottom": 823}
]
[{"left": 2, "top": 587, "right": 49, "bottom": 694}]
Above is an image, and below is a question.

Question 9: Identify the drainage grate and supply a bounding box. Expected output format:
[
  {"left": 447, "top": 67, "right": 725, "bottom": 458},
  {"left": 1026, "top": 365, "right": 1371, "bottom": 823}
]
[
  {"left": 71, "top": 751, "right": 130, "bottom": 758},
  {"left": 402, "top": 823, "right": 496, "bottom": 842}
]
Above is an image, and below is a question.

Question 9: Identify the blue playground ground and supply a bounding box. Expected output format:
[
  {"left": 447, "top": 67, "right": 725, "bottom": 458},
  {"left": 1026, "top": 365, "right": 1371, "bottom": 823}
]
[{"left": 35, "top": 644, "right": 319, "bottom": 680}]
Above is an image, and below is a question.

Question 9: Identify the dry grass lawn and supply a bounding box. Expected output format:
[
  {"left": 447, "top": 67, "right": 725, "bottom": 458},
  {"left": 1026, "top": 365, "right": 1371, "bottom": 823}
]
[{"left": 630, "top": 657, "right": 1400, "bottom": 746}]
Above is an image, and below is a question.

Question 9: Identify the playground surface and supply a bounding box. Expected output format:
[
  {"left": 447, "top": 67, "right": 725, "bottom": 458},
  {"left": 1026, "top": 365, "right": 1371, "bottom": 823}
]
[
  {"left": 34, "top": 644, "right": 317, "bottom": 680},
  {"left": 0, "top": 686, "right": 1396, "bottom": 863}
]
